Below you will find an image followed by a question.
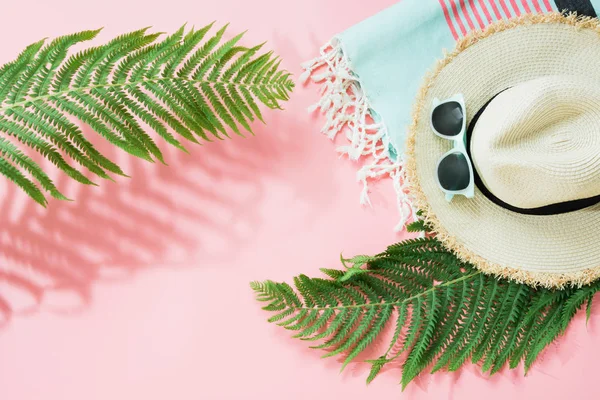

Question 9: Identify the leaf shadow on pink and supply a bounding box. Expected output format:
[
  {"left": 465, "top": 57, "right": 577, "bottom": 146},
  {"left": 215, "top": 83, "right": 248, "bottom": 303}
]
[{"left": 0, "top": 110, "right": 324, "bottom": 327}]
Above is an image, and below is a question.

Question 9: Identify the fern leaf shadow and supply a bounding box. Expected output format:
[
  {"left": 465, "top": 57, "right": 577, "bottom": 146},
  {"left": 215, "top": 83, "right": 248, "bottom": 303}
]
[{"left": 0, "top": 112, "right": 318, "bottom": 327}]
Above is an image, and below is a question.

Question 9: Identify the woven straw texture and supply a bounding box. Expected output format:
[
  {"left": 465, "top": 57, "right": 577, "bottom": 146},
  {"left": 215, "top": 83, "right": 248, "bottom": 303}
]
[
  {"left": 471, "top": 75, "right": 600, "bottom": 209},
  {"left": 406, "top": 13, "right": 600, "bottom": 288}
]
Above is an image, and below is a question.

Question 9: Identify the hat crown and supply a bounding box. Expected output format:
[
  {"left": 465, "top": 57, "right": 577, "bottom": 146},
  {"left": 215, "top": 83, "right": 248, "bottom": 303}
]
[{"left": 470, "top": 75, "right": 600, "bottom": 209}]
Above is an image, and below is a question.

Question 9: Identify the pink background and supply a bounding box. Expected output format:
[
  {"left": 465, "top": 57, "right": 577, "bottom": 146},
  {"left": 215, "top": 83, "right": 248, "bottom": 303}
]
[{"left": 0, "top": 0, "right": 599, "bottom": 399}]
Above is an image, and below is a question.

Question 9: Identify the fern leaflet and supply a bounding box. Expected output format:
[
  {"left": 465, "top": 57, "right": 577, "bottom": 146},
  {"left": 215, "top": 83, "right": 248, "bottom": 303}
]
[
  {"left": 0, "top": 24, "right": 294, "bottom": 205},
  {"left": 252, "top": 235, "right": 600, "bottom": 389}
]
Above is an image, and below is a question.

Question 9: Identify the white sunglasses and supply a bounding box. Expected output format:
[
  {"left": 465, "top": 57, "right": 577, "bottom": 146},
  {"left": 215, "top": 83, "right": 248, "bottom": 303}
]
[{"left": 430, "top": 94, "right": 475, "bottom": 202}]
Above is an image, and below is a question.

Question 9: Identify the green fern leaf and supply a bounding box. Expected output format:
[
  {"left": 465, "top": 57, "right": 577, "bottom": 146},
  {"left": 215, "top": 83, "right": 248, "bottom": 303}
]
[
  {"left": 252, "top": 237, "right": 600, "bottom": 388},
  {"left": 0, "top": 24, "right": 294, "bottom": 205},
  {"left": 406, "top": 219, "right": 430, "bottom": 233}
]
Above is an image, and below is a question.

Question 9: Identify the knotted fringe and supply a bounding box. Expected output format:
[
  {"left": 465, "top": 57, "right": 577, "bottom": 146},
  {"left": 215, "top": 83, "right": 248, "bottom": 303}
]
[{"left": 301, "top": 40, "right": 417, "bottom": 230}]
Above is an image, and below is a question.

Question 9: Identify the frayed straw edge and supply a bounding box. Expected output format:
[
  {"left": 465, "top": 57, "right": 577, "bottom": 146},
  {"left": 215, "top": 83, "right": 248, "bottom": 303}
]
[
  {"left": 301, "top": 40, "right": 419, "bottom": 230},
  {"left": 405, "top": 12, "right": 600, "bottom": 289}
]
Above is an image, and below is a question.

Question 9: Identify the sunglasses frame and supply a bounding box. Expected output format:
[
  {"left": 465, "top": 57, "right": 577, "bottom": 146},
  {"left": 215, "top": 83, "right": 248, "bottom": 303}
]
[{"left": 430, "top": 94, "right": 475, "bottom": 202}]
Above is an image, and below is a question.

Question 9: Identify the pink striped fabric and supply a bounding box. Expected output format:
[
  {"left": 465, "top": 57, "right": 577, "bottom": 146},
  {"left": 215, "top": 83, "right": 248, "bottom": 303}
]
[
  {"left": 439, "top": 0, "right": 461, "bottom": 39},
  {"left": 439, "top": 0, "right": 554, "bottom": 40},
  {"left": 468, "top": 0, "right": 486, "bottom": 28},
  {"left": 449, "top": 0, "right": 468, "bottom": 36},
  {"left": 477, "top": 0, "right": 494, "bottom": 24}
]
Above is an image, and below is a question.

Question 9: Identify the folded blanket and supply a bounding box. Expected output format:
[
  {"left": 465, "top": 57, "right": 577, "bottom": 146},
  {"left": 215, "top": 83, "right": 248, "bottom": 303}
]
[{"left": 302, "top": 0, "right": 600, "bottom": 229}]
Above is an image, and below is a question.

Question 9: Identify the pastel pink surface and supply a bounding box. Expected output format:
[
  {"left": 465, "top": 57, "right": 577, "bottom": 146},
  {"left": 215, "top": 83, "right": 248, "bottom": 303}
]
[{"left": 0, "top": 1, "right": 599, "bottom": 399}]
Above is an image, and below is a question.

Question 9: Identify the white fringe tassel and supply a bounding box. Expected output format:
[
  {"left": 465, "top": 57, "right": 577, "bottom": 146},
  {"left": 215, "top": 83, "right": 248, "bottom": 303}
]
[{"left": 301, "top": 40, "right": 418, "bottom": 231}]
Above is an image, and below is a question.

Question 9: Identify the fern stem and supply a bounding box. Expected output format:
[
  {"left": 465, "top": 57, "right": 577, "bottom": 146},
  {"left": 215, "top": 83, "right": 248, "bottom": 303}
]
[
  {"left": 297, "top": 271, "right": 482, "bottom": 311},
  {"left": 0, "top": 76, "right": 286, "bottom": 113}
]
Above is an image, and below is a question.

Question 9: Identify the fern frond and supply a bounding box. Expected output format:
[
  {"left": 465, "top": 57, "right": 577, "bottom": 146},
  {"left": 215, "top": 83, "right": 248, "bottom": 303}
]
[
  {"left": 252, "top": 237, "right": 600, "bottom": 389},
  {"left": 0, "top": 24, "right": 294, "bottom": 205},
  {"left": 406, "top": 219, "right": 430, "bottom": 233}
]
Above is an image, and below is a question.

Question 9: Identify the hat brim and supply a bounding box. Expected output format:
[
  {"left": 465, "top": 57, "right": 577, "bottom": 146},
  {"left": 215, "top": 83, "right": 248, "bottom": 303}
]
[{"left": 406, "top": 13, "right": 600, "bottom": 288}]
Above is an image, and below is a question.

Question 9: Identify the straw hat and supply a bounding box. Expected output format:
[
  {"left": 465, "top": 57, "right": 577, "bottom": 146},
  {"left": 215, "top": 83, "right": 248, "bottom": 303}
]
[{"left": 405, "top": 13, "right": 600, "bottom": 288}]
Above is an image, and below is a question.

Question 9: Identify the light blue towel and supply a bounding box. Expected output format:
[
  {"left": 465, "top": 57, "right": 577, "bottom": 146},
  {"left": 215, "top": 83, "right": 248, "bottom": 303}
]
[
  {"left": 336, "top": 0, "right": 590, "bottom": 156},
  {"left": 339, "top": 0, "right": 458, "bottom": 158},
  {"left": 303, "top": 0, "right": 599, "bottom": 227}
]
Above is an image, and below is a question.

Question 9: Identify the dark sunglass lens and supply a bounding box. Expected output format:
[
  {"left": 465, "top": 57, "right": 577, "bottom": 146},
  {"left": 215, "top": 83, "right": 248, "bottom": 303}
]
[
  {"left": 432, "top": 101, "right": 464, "bottom": 137},
  {"left": 438, "top": 152, "right": 470, "bottom": 191}
]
